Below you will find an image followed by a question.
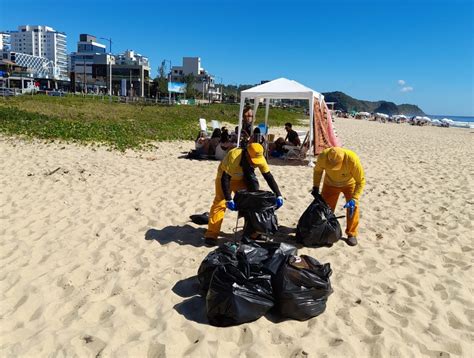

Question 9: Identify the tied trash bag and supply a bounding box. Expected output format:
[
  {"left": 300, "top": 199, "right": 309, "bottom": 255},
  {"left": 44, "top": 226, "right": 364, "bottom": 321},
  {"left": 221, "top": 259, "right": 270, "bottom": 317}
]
[
  {"left": 273, "top": 255, "right": 333, "bottom": 321},
  {"left": 189, "top": 212, "right": 209, "bottom": 225},
  {"left": 234, "top": 190, "right": 278, "bottom": 236},
  {"left": 238, "top": 242, "right": 298, "bottom": 276},
  {"left": 206, "top": 263, "right": 274, "bottom": 327},
  {"left": 197, "top": 243, "right": 238, "bottom": 293},
  {"left": 295, "top": 194, "right": 342, "bottom": 247}
]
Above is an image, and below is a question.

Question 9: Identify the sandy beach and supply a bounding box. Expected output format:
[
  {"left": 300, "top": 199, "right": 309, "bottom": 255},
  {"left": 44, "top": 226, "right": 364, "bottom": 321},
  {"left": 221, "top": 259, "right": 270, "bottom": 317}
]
[{"left": 1, "top": 119, "right": 473, "bottom": 357}]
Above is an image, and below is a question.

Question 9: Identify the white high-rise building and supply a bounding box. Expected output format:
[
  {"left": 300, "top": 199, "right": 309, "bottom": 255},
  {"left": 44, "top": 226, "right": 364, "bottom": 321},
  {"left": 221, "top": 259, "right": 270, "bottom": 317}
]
[{"left": 10, "top": 25, "right": 68, "bottom": 80}]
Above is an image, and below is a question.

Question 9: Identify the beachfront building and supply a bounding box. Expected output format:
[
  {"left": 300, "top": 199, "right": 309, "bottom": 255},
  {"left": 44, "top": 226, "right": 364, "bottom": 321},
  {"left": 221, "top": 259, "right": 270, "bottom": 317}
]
[
  {"left": 0, "top": 59, "right": 37, "bottom": 94},
  {"left": 9, "top": 25, "right": 68, "bottom": 80},
  {"left": 69, "top": 34, "right": 115, "bottom": 93},
  {"left": 0, "top": 32, "right": 11, "bottom": 51},
  {"left": 170, "top": 57, "right": 221, "bottom": 101},
  {"left": 112, "top": 50, "right": 150, "bottom": 97}
]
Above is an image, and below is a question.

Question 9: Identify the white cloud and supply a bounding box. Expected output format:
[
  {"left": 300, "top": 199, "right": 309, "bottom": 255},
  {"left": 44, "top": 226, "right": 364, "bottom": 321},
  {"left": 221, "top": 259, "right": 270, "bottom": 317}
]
[
  {"left": 401, "top": 86, "right": 413, "bottom": 92},
  {"left": 398, "top": 80, "right": 406, "bottom": 86}
]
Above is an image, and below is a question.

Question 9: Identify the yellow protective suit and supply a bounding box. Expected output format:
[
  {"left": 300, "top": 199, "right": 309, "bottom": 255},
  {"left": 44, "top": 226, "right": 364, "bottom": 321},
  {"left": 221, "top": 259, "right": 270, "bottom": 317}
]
[
  {"left": 205, "top": 147, "right": 270, "bottom": 239},
  {"left": 313, "top": 148, "right": 365, "bottom": 237}
]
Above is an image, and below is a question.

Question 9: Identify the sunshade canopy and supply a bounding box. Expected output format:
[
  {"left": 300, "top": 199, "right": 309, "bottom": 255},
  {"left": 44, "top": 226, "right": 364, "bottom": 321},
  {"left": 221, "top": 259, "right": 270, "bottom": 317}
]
[{"left": 237, "top": 78, "right": 324, "bottom": 154}]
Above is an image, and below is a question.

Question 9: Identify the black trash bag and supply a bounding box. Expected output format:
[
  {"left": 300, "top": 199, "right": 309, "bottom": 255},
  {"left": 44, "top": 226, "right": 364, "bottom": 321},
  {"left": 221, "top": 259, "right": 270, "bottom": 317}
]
[
  {"left": 197, "top": 243, "right": 239, "bottom": 294},
  {"left": 261, "top": 242, "right": 298, "bottom": 276},
  {"left": 206, "top": 263, "right": 274, "bottom": 326},
  {"left": 234, "top": 190, "right": 278, "bottom": 236},
  {"left": 234, "top": 190, "right": 276, "bottom": 211},
  {"left": 273, "top": 255, "right": 333, "bottom": 321},
  {"left": 237, "top": 241, "right": 296, "bottom": 274},
  {"left": 295, "top": 194, "right": 342, "bottom": 247},
  {"left": 189, "top": 212, "right": 209, "bottom": 225},
  {"left": 238, "top": 243, "right": 270, "bottom": 271}
]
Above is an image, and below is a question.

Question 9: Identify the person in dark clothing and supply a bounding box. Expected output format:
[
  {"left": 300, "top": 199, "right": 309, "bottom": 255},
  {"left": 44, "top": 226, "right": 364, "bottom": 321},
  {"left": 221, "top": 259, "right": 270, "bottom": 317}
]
[
  {"left": 241, "top": 106, "right": 254, "bottom": 138},
  {"left": 284, "top": 122, "right": 301, "bottom": 146}
]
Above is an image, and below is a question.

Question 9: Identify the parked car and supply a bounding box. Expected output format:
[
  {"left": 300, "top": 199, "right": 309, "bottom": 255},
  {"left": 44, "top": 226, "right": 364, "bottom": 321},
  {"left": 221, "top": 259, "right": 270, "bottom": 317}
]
[
  {"left": 47, "top": 90, "right": 65, "bottom": 97},
  {"left": 0, "top": 88, "right": 21, "bottom": 96}
]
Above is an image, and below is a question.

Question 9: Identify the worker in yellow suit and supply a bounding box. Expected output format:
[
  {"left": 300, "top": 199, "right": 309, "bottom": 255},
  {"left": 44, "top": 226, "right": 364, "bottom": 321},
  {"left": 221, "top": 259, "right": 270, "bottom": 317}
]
[
  {"left": 204, "top": 143, "right": 283, "bottom": 246},
  {"left": 313, "top": 147, "right": 365, "bottom": 246}
]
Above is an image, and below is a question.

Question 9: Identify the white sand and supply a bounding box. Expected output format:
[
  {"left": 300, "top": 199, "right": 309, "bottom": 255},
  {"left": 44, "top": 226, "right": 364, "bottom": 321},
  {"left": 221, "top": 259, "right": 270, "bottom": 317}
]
[{"left": 0, "top": 119, "right": 473, "bottom": 357}]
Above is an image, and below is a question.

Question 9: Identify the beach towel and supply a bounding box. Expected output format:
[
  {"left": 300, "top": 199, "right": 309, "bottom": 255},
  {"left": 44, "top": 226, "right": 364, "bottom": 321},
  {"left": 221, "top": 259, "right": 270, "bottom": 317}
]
[{"left": 313, "top": 99, "right": 341, "bottom": 154}]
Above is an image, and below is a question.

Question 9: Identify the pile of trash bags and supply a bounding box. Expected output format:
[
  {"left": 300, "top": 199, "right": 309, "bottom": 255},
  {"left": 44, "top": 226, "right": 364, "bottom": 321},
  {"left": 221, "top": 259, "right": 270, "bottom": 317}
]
[
  {"left": 295, "top": 193, "right": 342, "bottom": 247},
  {"left": 198, "top": 241, "right": 333, "bottom": 326}
]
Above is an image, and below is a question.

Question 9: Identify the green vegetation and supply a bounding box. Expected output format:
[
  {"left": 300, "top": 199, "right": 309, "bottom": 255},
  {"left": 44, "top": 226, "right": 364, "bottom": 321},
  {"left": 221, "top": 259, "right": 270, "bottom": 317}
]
[
  {"left": 0, "top": 95, "right": 305, "bottom": 150},
  {"left": 323, "top": 91, "right": 425, "bottom": 116}
]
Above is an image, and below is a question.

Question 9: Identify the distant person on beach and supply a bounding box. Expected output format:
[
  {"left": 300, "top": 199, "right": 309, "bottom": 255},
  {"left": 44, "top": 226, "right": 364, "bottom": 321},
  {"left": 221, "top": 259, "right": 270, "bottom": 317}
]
[
  {"left": 208, "top": 128, "right": 222, "bottom": 156},
  {"left": 250, "top": 127, "right": 265, "bottom": 145},
  {"left": 215, "top": 128, "right": 235, "bottom": 160},
  {"left": 204, "top": 143, "right": 283, "bottom": 246},
  {"left": 312, "top": 147, "right": 366, "bottom": 246},
  {"left": 284, "top": 122, "right": 301, "bottom": 146},
  {"left": 195, "top": 130, "right": 210, "bottom": 155},
  {"left": 242, "top": 106, "right": 254, "bottom": 138}
]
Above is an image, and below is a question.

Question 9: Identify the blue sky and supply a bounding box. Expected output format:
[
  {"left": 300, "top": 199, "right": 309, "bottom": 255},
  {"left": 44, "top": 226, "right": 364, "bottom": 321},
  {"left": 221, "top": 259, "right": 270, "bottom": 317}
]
[{"left": 1, "top": 0, "right": 473, "bottom": 115}]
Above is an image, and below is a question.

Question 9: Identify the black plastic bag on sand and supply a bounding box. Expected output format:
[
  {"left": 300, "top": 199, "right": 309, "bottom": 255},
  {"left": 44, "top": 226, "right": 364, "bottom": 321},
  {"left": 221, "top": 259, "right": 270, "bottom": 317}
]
[
  {"left": 295, "top": 194, "right": 342, "bottom": 247},
  {"left": 234, "top": 190, "right": 278, "bottom": 236},
  {"left": 197, "top": 243, "right": 238, "bottom": 293},
  {"left": 234, "top": 190, "right": 276, "bottom": 212},
  {"left": 189, "top": 212, "right": 209, "bottom": 225},
  {"left": 273, "top": 255, "right": 333, "bottom": 321},
  {"left": 238, "top": 242, "right": 298, "bottom": 276},
  {"left": 206, "top": 263, "right": 274, "bottom": 327}
]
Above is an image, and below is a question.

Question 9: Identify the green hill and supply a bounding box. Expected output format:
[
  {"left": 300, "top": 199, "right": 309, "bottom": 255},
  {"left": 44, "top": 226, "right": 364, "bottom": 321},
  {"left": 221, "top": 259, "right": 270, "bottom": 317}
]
[{"left": 323, "top": 91, "right": 425, "bottom": 116}]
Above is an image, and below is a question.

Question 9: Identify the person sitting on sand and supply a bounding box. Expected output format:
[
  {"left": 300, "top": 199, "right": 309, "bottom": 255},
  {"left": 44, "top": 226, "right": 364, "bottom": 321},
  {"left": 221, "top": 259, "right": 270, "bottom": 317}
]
[
  {"left": 208, "top": 128, "right": 222, "bottom": 156},
  {"left": 284, "top": 122, "right": 301, "bottom": 146},
  {"left": 312, "top": 147, "right": 366, "bottom": 246},
  {"left": 204, "top": 143, "right": 284, "bottom": 246},
  {"left": 195, "top": 130, "right": 210, "bottom": 155},
  {"left": 215, "top": 128, "right": 235, "bottom": 160},
  {"left": 250, "top": 127, "right": 265, "bottom": 145}
]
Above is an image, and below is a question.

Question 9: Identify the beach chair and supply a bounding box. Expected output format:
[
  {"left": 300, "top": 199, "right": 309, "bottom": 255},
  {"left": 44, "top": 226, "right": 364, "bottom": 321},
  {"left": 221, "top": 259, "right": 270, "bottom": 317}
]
[
  {"left": 211, "top": 120, "right": 221, "bottom": 130},
  {"left": 284, "top": 131, "right": 310, "bottom": 161},
  {"left": 199, "top": 118, "right": 207, "bottom": 132},
  {"left": 257, "top": 123, "right": 269, "bottom": 135}
]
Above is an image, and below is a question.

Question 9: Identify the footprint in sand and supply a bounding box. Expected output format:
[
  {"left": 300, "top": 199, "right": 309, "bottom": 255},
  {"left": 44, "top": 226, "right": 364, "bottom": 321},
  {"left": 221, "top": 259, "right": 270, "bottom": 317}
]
[
  {"left": 147, "top": 342, "right": 166, "bottom": 358},
  {"left": 238, "top": 326, "right": 255, "bottom": 346},
  {"left": 365, "top": 318, "right": 384, "bottom": 335},
  {"left": 433, "top": 283, "right": 449, "bottom": 300}
]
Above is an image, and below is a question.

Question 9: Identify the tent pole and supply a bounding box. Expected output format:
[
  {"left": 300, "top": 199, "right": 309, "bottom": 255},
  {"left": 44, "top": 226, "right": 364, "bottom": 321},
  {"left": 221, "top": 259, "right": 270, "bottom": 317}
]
[
  {"left": 264, "top": 98, "right": 270, "bottom": 128},
  {"left": 264, "top": 98, "right": 270, "bottom": 156},
  {"left": 308, "top": 95, "right": 315, "bottom": 166},
  {"left": 252, "top": 98, "right": 259, "bottom": 134},
  {"left": 237, "top": 96, "right": 246, "bottom": 147}
]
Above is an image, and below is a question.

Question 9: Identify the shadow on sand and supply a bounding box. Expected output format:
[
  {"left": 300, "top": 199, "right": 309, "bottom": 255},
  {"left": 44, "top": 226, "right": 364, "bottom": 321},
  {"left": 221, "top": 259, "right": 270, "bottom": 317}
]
[
  {"left": 172, "top": 276, "right": 209, "bottom": 325},
  {"left": 145, "top": 225, "right": 207, "bottom": 248}
]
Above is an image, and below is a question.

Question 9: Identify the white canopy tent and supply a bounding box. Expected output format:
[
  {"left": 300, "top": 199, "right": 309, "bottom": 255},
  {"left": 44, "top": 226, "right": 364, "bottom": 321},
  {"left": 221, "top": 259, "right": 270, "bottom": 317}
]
[{"left": 237, "top": 78, "right": 325, "bottom": 154}]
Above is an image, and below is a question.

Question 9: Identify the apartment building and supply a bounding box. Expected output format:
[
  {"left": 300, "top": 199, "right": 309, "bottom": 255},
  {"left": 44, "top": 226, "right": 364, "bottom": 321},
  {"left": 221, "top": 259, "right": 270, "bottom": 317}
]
[
  {"left": 9, "top": 25, "right": 68, "bottom": 80},
  {"left": 69, "top": 34, "right": 114, "bottom": 93},
  {"left": 112, "top": 50, "right": 150, "bottom": 97}
]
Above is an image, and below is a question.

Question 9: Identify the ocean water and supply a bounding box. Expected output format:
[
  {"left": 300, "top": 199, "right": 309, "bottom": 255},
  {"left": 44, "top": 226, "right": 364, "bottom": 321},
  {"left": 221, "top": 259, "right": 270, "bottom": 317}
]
[{"left": 429, "top": 115, "right": 474, "bottom": 122}]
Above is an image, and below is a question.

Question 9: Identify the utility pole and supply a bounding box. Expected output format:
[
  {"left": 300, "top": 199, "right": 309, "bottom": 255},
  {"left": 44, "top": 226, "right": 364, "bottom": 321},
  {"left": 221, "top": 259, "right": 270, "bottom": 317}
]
[
  {"left": 100, "top": 37, "right": 113, "bottom": 97},
  {"left": 83, "top": 57, "right": 87, "bottom": 95}
]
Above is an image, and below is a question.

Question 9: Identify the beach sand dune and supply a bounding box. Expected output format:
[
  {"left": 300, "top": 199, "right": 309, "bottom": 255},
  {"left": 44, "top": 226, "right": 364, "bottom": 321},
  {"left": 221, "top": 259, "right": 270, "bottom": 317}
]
[{"left": 0, "top": 120, "right": 473, "bottom": 357}]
